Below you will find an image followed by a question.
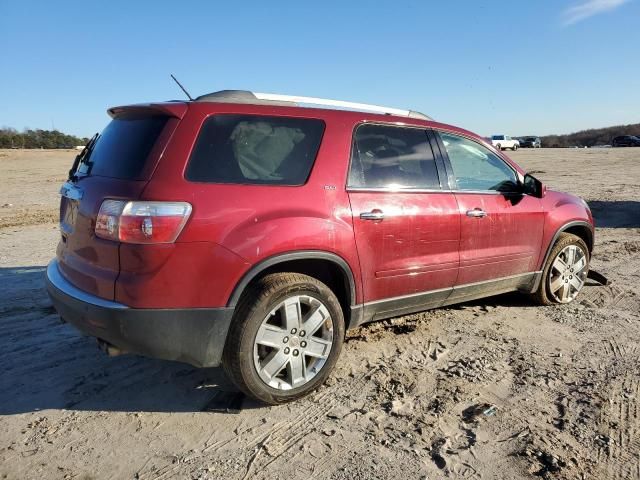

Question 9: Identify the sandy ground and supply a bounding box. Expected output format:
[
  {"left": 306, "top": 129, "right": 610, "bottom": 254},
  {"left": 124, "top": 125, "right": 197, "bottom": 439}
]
[{"left": 1, "top": 148, "right": 639, "bottom": 480}]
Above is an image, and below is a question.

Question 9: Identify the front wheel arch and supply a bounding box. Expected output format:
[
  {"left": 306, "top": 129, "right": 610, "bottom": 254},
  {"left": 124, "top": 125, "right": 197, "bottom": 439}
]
[{"left": 539, "top": 221, "right": 593, "bottom": 270}]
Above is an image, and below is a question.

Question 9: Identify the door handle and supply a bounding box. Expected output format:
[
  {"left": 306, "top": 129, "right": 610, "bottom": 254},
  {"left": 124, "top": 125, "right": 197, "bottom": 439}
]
[
  {"left": 360, "top": 210, "right": 385, "bottom": 221},
  {"left": 466, "top": 208, "right": 487, "bottom": 218}
]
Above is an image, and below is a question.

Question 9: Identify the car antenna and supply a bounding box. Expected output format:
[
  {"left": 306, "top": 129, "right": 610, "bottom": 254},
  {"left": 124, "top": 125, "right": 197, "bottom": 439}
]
[{"left": 170, "top": 74, "right": 194, "bottom": 101}]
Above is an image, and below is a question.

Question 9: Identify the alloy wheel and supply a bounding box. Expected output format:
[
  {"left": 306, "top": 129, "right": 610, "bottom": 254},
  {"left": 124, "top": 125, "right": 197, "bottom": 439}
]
[
  {"left": 253, "top": 295, "right": 333, "bottom": 390},
  {"left": 548, "top": 244, "right": 588, "bottom": 303}
]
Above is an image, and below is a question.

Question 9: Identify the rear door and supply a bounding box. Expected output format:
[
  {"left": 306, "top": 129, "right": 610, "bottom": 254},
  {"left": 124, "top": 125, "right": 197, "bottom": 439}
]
[
  {"left": 434, "top": 130, "right": 544, "bottom": 285},
  {"left": 347, "top": 123, "right": 460, "bottom": 311},
  {"left": 57, "top": 110, "right": 180, "bottom": 299}
]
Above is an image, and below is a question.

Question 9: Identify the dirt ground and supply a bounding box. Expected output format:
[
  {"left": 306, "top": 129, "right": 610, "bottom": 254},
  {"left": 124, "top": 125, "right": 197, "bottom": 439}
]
[{"left": 1, "top": 147, "right": 639, "bottom": 480}]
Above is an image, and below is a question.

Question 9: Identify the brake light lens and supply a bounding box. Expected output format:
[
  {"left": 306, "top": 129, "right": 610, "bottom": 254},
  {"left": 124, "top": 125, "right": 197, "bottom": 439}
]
[{"left": 95, "top": 200, "right": 192, "bottom": 244}]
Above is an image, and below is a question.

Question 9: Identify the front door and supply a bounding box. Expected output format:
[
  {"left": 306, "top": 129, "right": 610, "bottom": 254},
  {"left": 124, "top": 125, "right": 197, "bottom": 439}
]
[
  {"left": 347, "top": 123, "right": 460, "bottom": 308},
  {"left": 435, "top": 131, "right": 544, "bottom": 285}
]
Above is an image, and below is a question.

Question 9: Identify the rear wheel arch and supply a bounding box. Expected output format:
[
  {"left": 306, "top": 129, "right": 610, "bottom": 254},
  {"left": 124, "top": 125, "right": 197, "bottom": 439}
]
[{"left": 227, "top": 251, "right": 357, "bottom": 326}]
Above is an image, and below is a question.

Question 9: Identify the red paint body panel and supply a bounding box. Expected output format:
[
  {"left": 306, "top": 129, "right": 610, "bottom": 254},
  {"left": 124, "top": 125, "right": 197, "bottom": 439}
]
[
  {"left": 348, "top": 191, "right": 460, "bottom": 301},
  {"left": 57, "top": 176, "right": 148, "bottom": 299},
  {"left": 54, "top": 99, "right": 594, "bottom": 312},
  {"left": 454, "top": 193, "right": 545, "bottom": 284},
  {"left": 116, "top": 242, "right": 250, "bottom": 308},
  {"left": 142, "top": 103, "right": 363, "bottom": 305},
  {"left": 535, "top": 190, "right": 594, "bottom": 268}
]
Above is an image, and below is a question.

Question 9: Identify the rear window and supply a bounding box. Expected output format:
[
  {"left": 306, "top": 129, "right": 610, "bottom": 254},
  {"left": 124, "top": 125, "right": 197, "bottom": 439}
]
[
  {"left": 76, "top": 115, "right": 168, "bottom": 180},
  {"left": 348, "top": 124, "right": 440, "bottom": 189},
  {"left": 492, "top": 135, "right": 505, "bottom": 140},
  {"left": 185, "top": 115, "right": 325, "bottom": 185}
]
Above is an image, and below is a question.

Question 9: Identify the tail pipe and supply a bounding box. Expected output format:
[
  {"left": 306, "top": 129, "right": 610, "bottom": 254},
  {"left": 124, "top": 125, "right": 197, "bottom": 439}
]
[{"left": 97, "top": 339, "right": 127, "bottom": 357}]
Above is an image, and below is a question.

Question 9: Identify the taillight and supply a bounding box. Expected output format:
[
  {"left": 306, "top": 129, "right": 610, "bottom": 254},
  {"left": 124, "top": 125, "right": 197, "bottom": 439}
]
[{"left": 95, "top": 200, "right": 192, "bottom": 244}]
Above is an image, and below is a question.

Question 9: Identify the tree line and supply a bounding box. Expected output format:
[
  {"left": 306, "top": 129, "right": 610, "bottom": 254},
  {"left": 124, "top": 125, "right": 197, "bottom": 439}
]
[
  {"left": 2, "top": 122, "right": 639, "bottom": 150},
  {"left": 0, "top": 128, "right": 89, "bottom": 149},
  {"left": 539, "top": 123, "right": 640, "bottom": 148}
]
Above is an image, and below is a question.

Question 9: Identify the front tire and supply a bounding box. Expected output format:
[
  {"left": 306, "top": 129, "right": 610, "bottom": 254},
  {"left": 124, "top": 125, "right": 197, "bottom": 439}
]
[
  {"left": 532, "top": 233, "right": 589, "bottom": 305},
  {"left": 222, "top": 273, "right": 345, "bottom": 405},
  {"left": 512, "top": 144, "right": 518, "bottom": 151}
]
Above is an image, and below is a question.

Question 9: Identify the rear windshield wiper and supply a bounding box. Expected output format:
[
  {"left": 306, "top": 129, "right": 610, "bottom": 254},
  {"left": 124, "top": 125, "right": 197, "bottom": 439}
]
[{"left": 68, "top": 133, "right": 99, "bottom": 182}]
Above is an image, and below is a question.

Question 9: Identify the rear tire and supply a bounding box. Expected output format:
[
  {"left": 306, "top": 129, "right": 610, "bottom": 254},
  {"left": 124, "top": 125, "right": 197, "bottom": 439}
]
[
  {"left": 222, "top": 273, "right": 345, "bottom": 405},
  {"left": 532, "top": 233, "right": 589, "bottom": 306},
  {"left": 496, "top": 144, "right": 502, "bottom": 150}
]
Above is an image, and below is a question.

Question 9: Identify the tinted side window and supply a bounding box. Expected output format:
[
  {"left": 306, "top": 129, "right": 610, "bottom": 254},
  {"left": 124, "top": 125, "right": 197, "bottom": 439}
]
[
  {"left": 348, "top": 124, "right": 440, "bottom": 189},
  {"left": 440, "top": 132, "right": 519, "bottom": 192},
  {"left": 186, "top": 115, "right": 325, "bottom": 185},
  {"left": 77, "top": 115, "right": 169, "bottom": 180}
]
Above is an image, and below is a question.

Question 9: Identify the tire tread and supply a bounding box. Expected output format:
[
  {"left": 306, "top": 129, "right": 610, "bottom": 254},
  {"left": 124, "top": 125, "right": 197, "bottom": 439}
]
[{"left": 222, "top": 273, "right": 344, "bottom": 405}]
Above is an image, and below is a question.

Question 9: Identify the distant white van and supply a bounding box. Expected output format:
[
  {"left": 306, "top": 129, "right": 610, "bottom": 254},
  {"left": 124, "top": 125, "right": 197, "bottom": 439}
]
[{"left": 491, "top": 135, "right": 520, "bottom": 151}]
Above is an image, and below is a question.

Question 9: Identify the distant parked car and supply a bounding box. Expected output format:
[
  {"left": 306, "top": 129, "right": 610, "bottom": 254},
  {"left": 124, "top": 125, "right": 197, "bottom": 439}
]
[
  {"left": 519, "top": 136, "right": 541, "bottom": 148},
  {"left": 491, "top": 135, "right": 519, "bottom": 151},
  {"left": 612, "top": 135, "right": 640, "bottom": 147}
]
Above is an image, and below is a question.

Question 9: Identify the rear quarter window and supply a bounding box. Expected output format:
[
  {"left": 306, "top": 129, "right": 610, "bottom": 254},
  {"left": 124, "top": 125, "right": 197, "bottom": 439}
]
[
  {"left": 77, "top": 115, "right": 169, "bottom": 180},
  {"left": 185, "top": 115, "right": 325, "bottom": 185}
]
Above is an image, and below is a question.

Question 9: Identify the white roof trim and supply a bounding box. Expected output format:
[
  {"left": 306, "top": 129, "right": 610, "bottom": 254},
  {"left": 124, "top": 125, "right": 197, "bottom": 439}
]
[{"left": 253, "top": 92, "right": 430, "bottom": 120}]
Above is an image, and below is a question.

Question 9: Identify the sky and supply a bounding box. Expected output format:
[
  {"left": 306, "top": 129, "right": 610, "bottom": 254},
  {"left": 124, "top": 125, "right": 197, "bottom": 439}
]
[{"left": 1, "top": 0, "right": 638, "bottom": 138}]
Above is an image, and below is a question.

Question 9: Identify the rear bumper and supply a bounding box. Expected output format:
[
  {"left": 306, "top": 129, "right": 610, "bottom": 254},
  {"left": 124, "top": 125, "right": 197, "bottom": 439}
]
[{"left": 45, "top": 260, "right": 234, "bottom": 367}]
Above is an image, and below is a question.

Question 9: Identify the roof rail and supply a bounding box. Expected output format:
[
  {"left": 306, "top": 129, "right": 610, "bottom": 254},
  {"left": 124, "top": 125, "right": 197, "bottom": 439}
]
[{"left": 194, "top": 90, "right": 432, "bottom": 120}]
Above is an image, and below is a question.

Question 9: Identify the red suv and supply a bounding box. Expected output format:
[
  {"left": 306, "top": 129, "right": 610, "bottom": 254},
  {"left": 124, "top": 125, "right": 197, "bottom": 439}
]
[{"left": 46, "top": 90, "right": 594, "bottom": 404}]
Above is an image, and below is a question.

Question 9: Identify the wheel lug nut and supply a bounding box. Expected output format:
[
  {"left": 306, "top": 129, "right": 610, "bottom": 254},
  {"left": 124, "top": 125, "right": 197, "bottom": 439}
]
[
  {"left": 299, "top": 330, "right": 306, "bottom": 337},
  {"left": 284, "top": 347, "right": 290, "bottom": 354},
  {"left": 301, "top": 341, "right": 307, "bottom": 348},
  {"left": 293, "top": 349, "right": 299, "bottom": 356},
  {"left": 291, "top": 328, "right": 297, "bottom": 334},
  {"left": 283, "top": 336, "right": 289, "bottom": 343}
]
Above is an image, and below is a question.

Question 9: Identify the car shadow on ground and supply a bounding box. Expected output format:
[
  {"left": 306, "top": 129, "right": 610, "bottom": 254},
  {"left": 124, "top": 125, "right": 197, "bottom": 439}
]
[
  {"left": 450, "top": 291, "right": 538, "bottom": 309},
  {"left": 0, "top": 261, "right": 612, "bottom": 415},
  {"left": 448, "top": 280, "right": 605, "bottom": 311},
  {"left": 587, "top": 200, "right": 640, "bottom": 228},
  {"left": 0, "top": 266, "right": 261, "bottom": 416}
]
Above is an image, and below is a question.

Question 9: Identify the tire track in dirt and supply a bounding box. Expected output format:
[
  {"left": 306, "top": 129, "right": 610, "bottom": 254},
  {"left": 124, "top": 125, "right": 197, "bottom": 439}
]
[
  {"left": 598, "top": 373, "right": 640, "bottom": 479},
  {"left": 580, "top": 284, "right": 640, "bottom": 313},
  {"left": 250, "top": 366, "right": 379, "bottom": 475},
  {"left": 138, "top": 366, "right": 381, "bottom": 480}
]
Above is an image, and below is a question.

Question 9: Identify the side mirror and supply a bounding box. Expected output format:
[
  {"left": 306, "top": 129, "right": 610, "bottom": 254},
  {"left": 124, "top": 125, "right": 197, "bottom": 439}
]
[{"left": 523, "top": 173, "right": 546, "bottom": 198}]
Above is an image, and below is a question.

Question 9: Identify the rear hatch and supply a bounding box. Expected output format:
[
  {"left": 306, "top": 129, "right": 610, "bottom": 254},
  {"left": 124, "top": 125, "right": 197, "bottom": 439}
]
[{"left": 57, "top": 104, "right": 185, "bottom": 300}]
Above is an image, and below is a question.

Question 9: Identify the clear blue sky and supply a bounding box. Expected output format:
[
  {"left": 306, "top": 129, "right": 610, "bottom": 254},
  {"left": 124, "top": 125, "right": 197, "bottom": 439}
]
[{"left": 1, "top": 0, "right": 638, "bottom": 137}]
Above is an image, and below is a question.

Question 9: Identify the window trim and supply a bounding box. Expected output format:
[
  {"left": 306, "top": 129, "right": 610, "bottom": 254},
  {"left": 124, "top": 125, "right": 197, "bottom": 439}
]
[
  {"left": 183, "top": 113, "right": 326, "bottom": 187},
  {"left": 434, "top": 129, "right": 523, "bottom": 194},
  {"left": 345, "top": 121, "right": 444, "bottom": 193}
]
